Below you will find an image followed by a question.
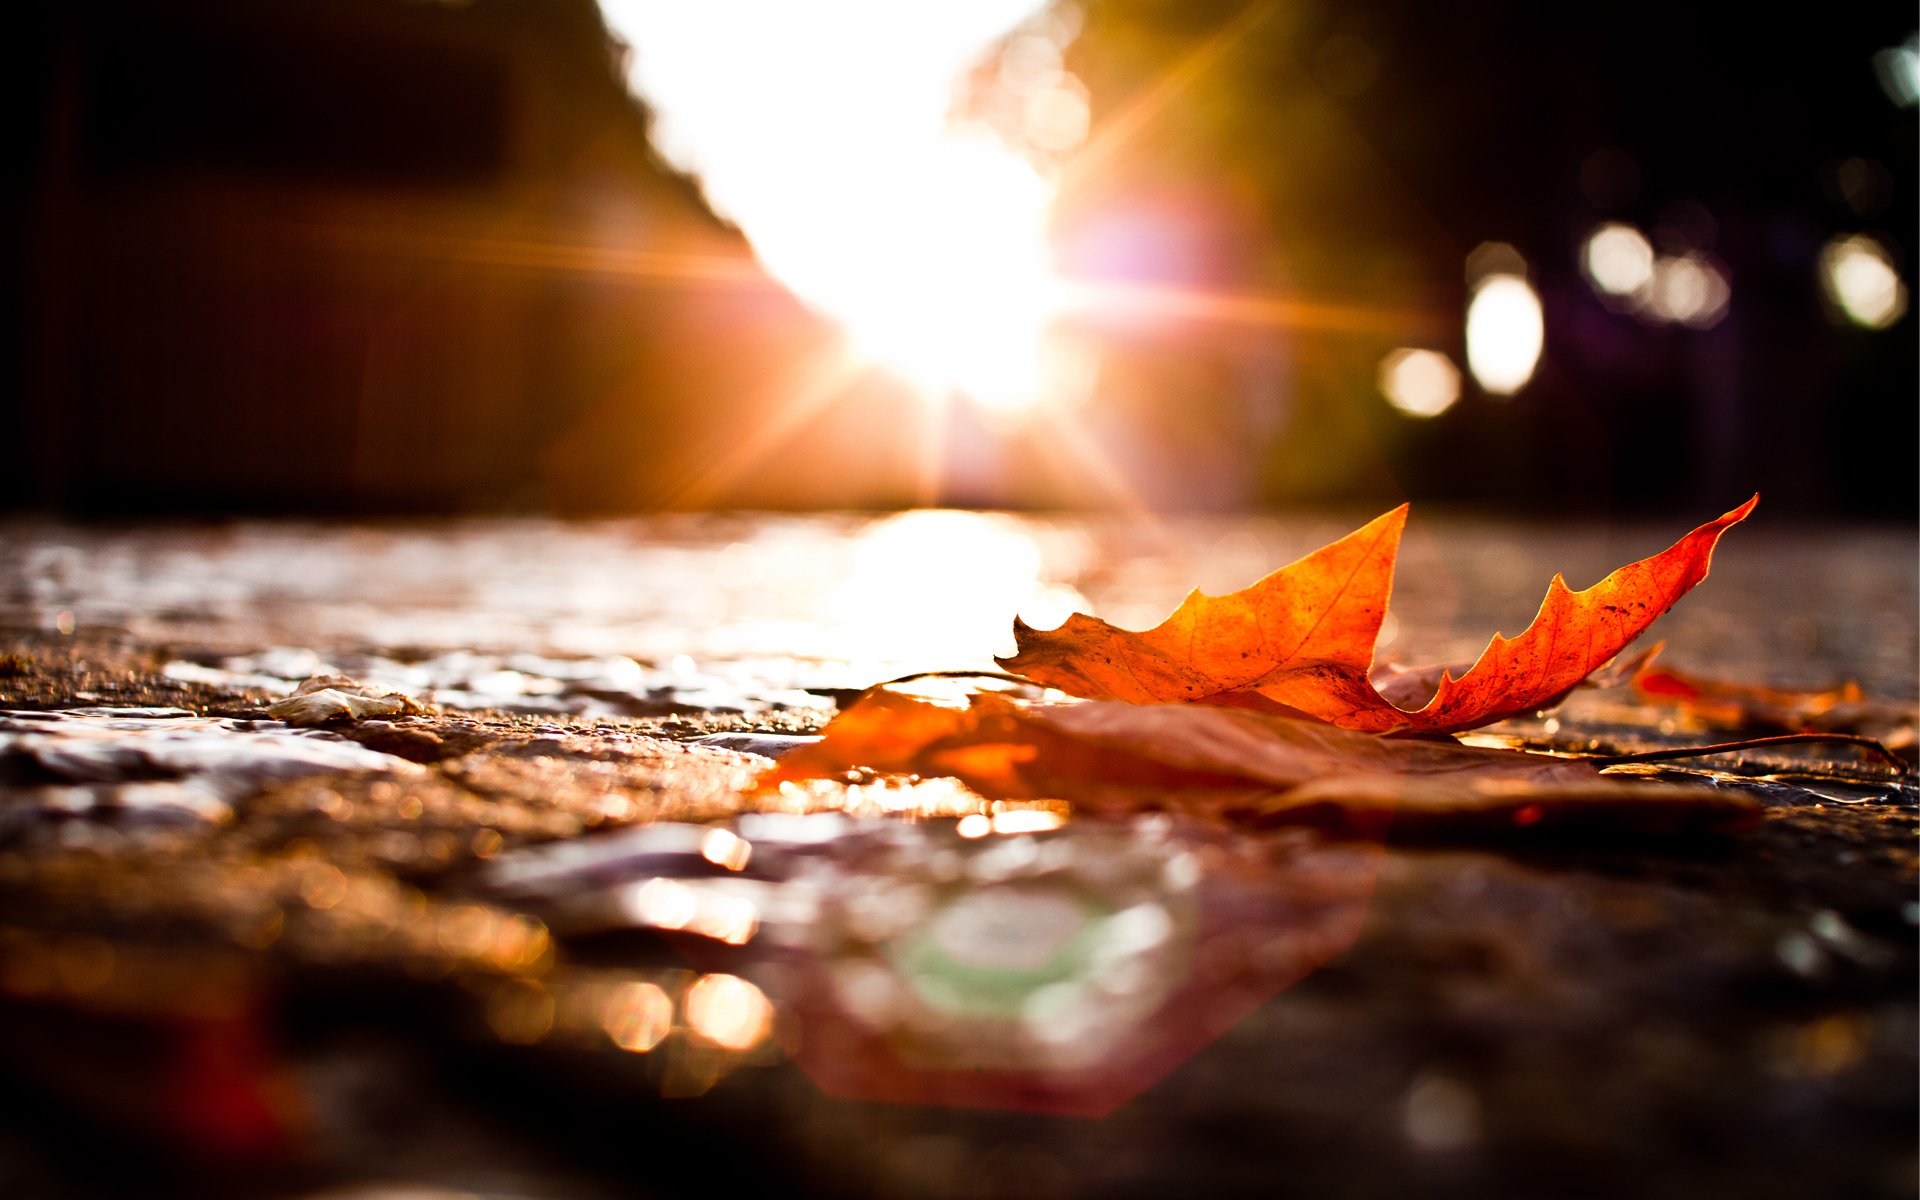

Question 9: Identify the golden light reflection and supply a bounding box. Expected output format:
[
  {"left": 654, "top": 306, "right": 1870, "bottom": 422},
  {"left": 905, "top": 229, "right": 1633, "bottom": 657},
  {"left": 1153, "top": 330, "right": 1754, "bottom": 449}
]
[
  {"left": 685, "top": 973, "right": 774, "bottom": 1051},
  {"left": 692, "top": 893, "right": 760, "bottom": 946},
  {"left": 603, "top": 980, "right": 675, "bottom": 1052},
  {"left": 700, "top": 827, "right": 753, "bottom": 872},
  {"left": 1820, "top": 234, "right": 1909, "bottom": 329},
  {"left": 625, "top": 878, "right": 759, "bottom": 945},
  {"left": 832, "top": 510, "right": 1088, "bottom": 670},
  {"left": 600, "top": 0, "right": 1081, "bottom": 413},
  {"left": 1376, "top": 348, "right": 1461, "bottom": 418},
  {"left": 630, "top": 878, "right": 697, "bottom": 931},
  {"left": 1464, "top": 260, "right": 1543, "bottom": 396},
  {"left": 991, "top": 808, "right": 1067, "bottom": 835}
]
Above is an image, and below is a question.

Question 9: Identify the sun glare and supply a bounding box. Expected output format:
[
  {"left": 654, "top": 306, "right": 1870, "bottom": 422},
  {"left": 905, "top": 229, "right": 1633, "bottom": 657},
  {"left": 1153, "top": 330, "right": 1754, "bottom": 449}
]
[{"left": 599, "top": 1, "right": 1076, "bottom": 413}]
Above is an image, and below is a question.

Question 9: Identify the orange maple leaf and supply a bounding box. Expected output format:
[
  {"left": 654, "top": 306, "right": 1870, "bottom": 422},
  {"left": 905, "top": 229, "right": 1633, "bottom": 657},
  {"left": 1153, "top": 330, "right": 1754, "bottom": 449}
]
[{"left": 999, "top": 496, "right": 1759, "bottom": 735}]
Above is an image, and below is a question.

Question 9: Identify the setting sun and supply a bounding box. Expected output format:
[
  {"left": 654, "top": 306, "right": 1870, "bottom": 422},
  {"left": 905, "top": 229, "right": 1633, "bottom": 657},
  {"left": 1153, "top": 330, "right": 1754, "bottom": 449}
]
[{"left": 600, "top": 0, "right": 1077, "bottom": 413}]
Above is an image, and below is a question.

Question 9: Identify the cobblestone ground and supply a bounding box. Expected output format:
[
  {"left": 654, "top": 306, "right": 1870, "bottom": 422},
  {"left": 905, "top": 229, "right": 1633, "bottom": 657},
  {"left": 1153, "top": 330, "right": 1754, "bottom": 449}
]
[{"left": 0, "top": 510, "right": 1913, "bottom": 1200}]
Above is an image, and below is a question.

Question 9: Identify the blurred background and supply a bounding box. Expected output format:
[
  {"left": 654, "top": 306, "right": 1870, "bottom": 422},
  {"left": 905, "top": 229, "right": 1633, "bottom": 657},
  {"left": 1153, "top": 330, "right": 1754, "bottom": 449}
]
[{"left": 4, "top": 0, "right": 1914, "bottom": 519}]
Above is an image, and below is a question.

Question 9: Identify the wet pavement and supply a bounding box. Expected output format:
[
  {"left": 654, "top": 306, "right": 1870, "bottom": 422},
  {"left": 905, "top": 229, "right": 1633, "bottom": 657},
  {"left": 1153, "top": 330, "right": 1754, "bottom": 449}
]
[{"left": 0, "top": 509, "right": 1914, "bottom": 1199}]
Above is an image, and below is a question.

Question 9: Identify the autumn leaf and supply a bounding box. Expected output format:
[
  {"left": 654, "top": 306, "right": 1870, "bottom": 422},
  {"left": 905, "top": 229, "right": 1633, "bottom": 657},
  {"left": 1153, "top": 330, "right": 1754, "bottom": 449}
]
[
  {"left": 1000, "top": 496, "right": 1759, "bottom": 735},
  {"left": 1628, "top": 649, "right": 1915, "bottom": 760},
  {"left": 1631, "top": 648, "right": 1864, "bottom": 731},
  {"left": 760, "top": 688, "right": 1761, "bottom": 836}
]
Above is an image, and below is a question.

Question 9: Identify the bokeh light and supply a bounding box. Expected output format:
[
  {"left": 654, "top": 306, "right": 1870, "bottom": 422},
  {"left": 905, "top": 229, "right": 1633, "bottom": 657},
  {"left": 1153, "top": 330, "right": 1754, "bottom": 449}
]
[
  {"left": 700, "top": 827, "right": 753, "bottom": 872},
  {"left": 1874, "top": 32, "right": 1920, "bottom": 107},
  {"left": 603, "top": 981, "right": 674, "bottom": 1052},
  {"left": 1376, "top": 348, "right": 1462, "bottom": 418},
  {"left": 1819, "top": 234, "right": 1909, "bottom": 329},
  {"left": 1583, "top": 223, "right": 1656, "bottom": 297},
  {"left": 1582, "top": 222, "right": 1733, "bottom": 329},
  {"left": 630, "top": 877, "right": 697, "bottom": 931},
  {"left": 685, "top": 973, "right": 774, "bottom": 1050},
  {"left": 1464, "top": 268, "right": 1544, "bottom": 396},
  {"left": 1644, "top": 253, "right": 1732, "bottom": 328}
]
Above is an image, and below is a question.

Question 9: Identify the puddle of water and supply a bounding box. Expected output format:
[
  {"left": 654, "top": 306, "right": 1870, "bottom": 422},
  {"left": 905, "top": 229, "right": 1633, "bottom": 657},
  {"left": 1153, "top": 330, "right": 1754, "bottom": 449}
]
[{"left": 482, "top": 810, "right": 1380, "bottom": 1115}]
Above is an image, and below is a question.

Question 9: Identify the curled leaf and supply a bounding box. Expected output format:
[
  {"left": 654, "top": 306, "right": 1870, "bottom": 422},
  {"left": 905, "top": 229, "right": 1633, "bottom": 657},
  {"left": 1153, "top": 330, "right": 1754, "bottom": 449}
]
[{"left": 1001, "top": 497, "right": 1759, "bottom": 734}]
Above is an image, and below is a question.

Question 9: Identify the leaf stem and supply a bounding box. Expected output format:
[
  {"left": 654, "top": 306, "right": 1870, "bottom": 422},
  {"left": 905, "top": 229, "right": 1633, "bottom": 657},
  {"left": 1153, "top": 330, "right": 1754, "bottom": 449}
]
[
  {"left": 867, "top": 669, "right": 1044, "bottom": 691},
  {"left": 1584, "top": 733, "right": 1908, "bottom": 770}
]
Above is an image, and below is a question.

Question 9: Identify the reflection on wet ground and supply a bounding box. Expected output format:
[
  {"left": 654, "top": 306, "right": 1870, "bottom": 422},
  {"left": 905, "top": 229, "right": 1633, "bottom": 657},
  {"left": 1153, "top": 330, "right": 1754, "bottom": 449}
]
[
  {"left": 6, "top": 508, "right": 1916, "bottom": 693},
  {"left": 0, "top": 511, "right": 1913, "bottom": 1198},
  {"left": 487, "top": 810, "right": 1378, "bottom": 1116}
]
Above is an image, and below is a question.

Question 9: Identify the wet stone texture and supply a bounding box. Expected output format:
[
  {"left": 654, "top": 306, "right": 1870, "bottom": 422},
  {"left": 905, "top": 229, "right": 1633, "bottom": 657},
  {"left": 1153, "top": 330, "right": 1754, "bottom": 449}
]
[{"left": 0, "top": 511, "right": 1913, "bottom": 1200}]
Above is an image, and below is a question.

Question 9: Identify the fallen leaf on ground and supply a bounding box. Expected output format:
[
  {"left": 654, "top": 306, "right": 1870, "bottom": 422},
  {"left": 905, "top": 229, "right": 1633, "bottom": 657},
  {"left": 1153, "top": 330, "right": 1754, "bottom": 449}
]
[
  {"left": 1632, "top": 650, "right": 1865, "bottom": 730},
  {"left": 1629, "top": 651, "right": 1916, "bottom": 758},
  {"left": 1000, "top": 497, "right": 1758, "bottom": 735},
  {"left": 266, "top": 676, "right": 424, "bottom": 726},
  {"left": 761, "top": 688, "right": 1760, "bottom": 836}
]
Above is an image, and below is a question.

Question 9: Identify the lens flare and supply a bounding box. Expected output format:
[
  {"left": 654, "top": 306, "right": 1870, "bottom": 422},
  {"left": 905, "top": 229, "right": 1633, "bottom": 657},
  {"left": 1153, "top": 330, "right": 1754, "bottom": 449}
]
[{"left": 599, "top": 1, "right": 1078, "bottom": 412}]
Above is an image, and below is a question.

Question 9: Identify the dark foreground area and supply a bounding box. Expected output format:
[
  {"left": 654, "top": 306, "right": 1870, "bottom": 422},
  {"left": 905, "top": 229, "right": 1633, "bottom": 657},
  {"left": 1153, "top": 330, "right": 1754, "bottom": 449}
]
[{"left": 0, "top": 511, "right": 1914, "bottom": 1199}]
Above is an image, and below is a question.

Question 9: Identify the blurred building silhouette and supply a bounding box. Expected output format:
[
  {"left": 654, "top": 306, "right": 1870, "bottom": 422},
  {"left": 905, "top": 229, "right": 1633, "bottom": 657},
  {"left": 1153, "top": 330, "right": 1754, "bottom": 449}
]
[
  {"left": 5, "top": 0, "right": 833, "bottom": 514},
  {"left": 4, "top": 0, "right": 1914, "bottom": 517}
]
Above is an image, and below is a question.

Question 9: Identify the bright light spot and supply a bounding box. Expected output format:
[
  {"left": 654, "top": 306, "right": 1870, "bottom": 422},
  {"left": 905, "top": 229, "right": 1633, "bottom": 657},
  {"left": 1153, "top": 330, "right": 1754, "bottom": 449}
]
[
  {"left": 626, "top": 878, "right": 759, "bottom": 944},
  {"left": 603, "top": 981, "right": 674, "bottom": 1052},
  {"left": 1644, "top": 253, "right": 1732, "bottom": 328},
  {"left": 1001, "top": 33, "right": 1063, "bottom": 93},
  {"left": 833, "top": 510, "right": 1088, "bottom": 669},
  {"left": 957, "top": 813, "right": 993, "bottom": 838},
  {"left": 1820, "top": 235, "right": 1909, "bottom": 329},
  {"left": 1376, "top": 348, "right": 1462, "bottom": 418},
  {"left": 1874, "top": 33, "right": 1920, "bottom": 107},
  {"left": 1025, "top": 80, "right": 1091, "bottom": 153},
  {"left": 1583, "top": 223, "right": 1655, "bottom": 296},
  {"left": 630, "top": 878, "right": 697, "bottom": 930},
  {"left": 690, "top": 892, "right": 760, "bottom": 946},
  {"left": 991, "top": 808, "right": 1067, "bottom": 835},
  {"left": 600, "top": 1, "right": 1080, "bottom": 412},
  {"left": 685, "top": 973, "right": 774, "bottom": 1050},
  {"left": 1464, "top": 273, "right": 1544, "bottom": 396},
  {"left": 700, "top": 827, "right": 753, "bottom": 871}
]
